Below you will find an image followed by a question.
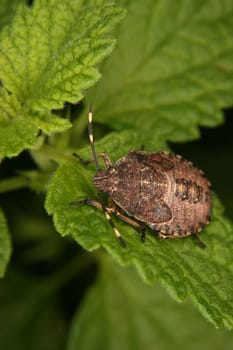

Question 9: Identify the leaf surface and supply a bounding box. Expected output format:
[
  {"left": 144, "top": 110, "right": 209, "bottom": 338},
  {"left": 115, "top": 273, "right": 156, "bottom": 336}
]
[
  {"left": 45, "top": 134, "right": 233, "bottom": 329},
  {"left": 46, "top": 0, "right": 233, "bottom": 329},
  {"left": 67, "top": 259, "right": 233, "bottom": 350},
  {"left": 0, "top": 0, "right": 125, "bottom": 159},
  {"left": 0, "top": 0, "right": 25, "bottom": 30},
  {"left": 90, "top": 0, "right": 233, "bottom": 142}
]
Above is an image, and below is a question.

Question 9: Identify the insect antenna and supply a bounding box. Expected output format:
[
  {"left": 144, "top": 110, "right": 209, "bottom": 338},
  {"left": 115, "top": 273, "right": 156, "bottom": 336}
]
[
  {"left": 88, "top": 104, "right": 102, "bottom": 171},
  {"left": 88, "top": 104, "right": 126, "bottom": 247}
]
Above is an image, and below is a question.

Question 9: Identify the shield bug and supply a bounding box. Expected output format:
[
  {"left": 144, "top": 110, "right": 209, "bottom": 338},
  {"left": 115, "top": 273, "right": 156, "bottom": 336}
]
[{"left": 71, "top": 106, "right": 212, "bottom": 248}]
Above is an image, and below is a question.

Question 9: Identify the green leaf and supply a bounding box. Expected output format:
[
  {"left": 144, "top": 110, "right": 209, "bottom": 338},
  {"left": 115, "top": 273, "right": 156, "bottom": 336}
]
[
  {"left": 0, "top": 0, "right": 125, "bottom": 110},
  {"left": 0, "top": 207, "right": 11, "bottom": 277},
  {"left": 33, "top": 112, "right": 71, "bottom": 134},
  {"left": 45, "top": 134, "right": 233, "bottom": 330},
  {"left": 0, "top": 0, "right": 125, "bottom": 159},
  {"left": 67, "top": 258, "right": 233, "bottom": 350},
  {"left": 89, "top": 0, "right": 233, "bottom": 142},
  {"left": 0, "top": 0, "right": 25, "bottom": 30},
  {"left": 0, "top": 86, "right": 70, "bottom": 159},
  {"left": 45, "top": 0, "right": 233, "bottom": 330}
]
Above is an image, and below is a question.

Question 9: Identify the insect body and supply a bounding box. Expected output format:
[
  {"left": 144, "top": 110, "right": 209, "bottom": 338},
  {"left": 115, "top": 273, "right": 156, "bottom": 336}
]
[{"left": 71, "top": 107, "right": 212, "bottom": 248}]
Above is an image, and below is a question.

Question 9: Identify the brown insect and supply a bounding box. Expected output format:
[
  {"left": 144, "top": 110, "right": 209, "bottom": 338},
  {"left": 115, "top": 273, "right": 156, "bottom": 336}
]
[{"left": 71, "top": 106, "right": 212, "bottom": 248}]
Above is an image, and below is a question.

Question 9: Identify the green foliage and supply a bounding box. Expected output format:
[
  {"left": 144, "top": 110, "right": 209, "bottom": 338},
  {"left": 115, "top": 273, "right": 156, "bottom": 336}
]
[
  {"left": 0, "top": 208, "right": 11, "bottom": 277},
  {"left": 1, "top": 0, "right": 233, "bottom": 348},
  {"left": 90, "top": 0, "right": 233, "bottom": 142},
  {"left": 0, "top": 0, "right": 125, "bottom": 159},
  {"left": 46, "top": 136, "right": 233, "bottom": 329},
  {"left": 46, "top": 0, "right": 233, "bottom": 330},
  {"left": 0, "top": 0, "right": 25, "bottom": 30},
  {"left": 67, "top": 258, "right": 233, "bottom": 350}
]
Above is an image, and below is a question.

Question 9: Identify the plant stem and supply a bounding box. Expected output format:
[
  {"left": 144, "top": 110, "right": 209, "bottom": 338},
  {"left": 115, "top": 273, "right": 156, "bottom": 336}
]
[
  {"left": 0, "top": 146, "right": 71, "bottom": 193},
  {"left": 0, "top": 176, "right": 29, "bottom": 193},
  {"left": 33, "top": 144, "right": 71, "bottom": 164}
]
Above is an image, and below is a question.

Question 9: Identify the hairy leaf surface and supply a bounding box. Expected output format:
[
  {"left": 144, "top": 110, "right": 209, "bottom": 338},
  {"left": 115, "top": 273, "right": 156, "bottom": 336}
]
[
  {"left": 46, "top": 0, "right": 233, "bottom": 329},
  {"left": 0, "top": 0, "right": 124, "bottom": 159},
  {"left": 67, "top": 259, "right": 233, "bottom": 350}
]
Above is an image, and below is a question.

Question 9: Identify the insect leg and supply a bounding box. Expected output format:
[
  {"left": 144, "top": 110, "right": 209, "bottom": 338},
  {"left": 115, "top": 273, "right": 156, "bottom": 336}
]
[
  {"left": 98, "top": 153, "right": 112, "bottom": 167},
  {"left": 72, "top": 152, "right": 112, "bottom": 167},
  {"left": 107, "top": 197, "right": 147, "bottom": 242},
  {"left": 192, "top": 232, "right": 206, "bottom": 249},
  {"left": 70, "top": 198, "right": 126, "bottom": 247},
  {"left": 113, "top": 210, "right": 147, "bottom": 242},
  {"left": 70, "top": 198, "right": 102, "bottom": 207}
]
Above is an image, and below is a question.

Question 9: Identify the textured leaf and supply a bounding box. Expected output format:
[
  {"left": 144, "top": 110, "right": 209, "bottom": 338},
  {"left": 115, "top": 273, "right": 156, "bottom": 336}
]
[
  {"left": 0, "top": 87, "right": 22, "bottom": 122},
  {"left": 33, "top": 112, "right": 71, "bottom": 134},
  {"left": 45, "top": 0, "right": 233, "bottom": 330},
  {"left": 67, "top": 258, "right": 233, "bottom": 350},
  {"left": 0, "top": 0, "right": 25, "bottom": 30},
  {"left": 89, "top": 0, "right": 233, "bottom": 142},
  {"left": 45, "top": 132, "right": 233, "bottom": 329},
  {"left": 0, "top": 121, "right": 38, "bottom": 159},
  {"left": 0, "top": 208, "right": 11, "bottom": 277},
  {"left": 0, "top": 0, "right": 125, "bottom": 159}
]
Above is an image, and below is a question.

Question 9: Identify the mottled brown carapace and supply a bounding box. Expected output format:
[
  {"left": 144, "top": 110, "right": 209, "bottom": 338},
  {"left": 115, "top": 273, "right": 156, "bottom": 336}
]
[
  {"left": 71, "top": 108, "right": 212, "bottom": 248},
  {"left": 94, "top": 150, "right": 212, "bottom": 242}
]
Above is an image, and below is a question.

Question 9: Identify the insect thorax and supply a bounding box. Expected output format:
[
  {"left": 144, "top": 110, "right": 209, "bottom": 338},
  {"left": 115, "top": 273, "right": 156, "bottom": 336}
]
[{"left": 93, "top": 153, "right": 167, "bottom": 199}]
